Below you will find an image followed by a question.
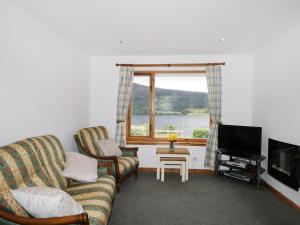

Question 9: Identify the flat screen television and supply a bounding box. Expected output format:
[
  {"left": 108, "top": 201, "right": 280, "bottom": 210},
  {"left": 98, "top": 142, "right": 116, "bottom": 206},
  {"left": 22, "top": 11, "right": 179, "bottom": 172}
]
[{"left": 218, "top": 124, "right": 262, "bottom": 156}]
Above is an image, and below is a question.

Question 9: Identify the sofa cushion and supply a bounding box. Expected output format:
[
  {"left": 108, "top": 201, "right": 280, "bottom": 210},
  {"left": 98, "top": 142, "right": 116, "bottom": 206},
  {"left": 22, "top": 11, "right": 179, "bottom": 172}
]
[
  {"left": 77, "top": 126, "right": 109, "bottom": 156},
  {"left": 118, "top": 157, "right": 139, "bottom": 176},
  {"left": 66, "top": 175, "right": 116, "bottom": 225},
  {"left": 0, "top": 139, "right": 54, "bottom": 217},
  {"left": 29, "top": 135, "right": 68, "bottom": 189},
  {"left": 63, "top": 151, "right": 98, "bottom": 182},
  {"left": 97, "top": 139, "right": 122, "bottom": 157},
  {"left": 11, "top": 186, "right": 84, "bottom": 218}
]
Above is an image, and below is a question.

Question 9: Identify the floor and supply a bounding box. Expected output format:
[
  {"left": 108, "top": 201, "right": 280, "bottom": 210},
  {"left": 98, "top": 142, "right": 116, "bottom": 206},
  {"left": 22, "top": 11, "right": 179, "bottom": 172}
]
[{"left": 109, "top": 173, "right": 300, "bottom": 225}]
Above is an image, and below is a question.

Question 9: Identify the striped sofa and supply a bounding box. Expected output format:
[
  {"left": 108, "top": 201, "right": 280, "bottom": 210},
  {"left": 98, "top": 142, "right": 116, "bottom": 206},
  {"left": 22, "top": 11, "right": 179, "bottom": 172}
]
[
  {"left": 74, "top": 126, "right": 139, "bottom": 191},
  {"left": 0, "top": 135, "right": 116, "bottom": 225}
]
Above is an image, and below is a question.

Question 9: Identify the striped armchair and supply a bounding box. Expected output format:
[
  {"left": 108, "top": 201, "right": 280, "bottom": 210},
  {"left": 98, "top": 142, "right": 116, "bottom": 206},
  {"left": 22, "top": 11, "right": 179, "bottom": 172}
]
[
  {"left": 0, "top": 135, "right": 116, "bottom": 225},
  {"left": 74, "top": 126, "right": 139, "bottom": 191}
]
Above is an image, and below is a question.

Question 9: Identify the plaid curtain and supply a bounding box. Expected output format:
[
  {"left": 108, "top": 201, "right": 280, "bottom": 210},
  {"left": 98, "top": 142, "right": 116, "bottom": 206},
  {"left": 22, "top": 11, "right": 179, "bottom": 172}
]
[
  {"left": 115, "top": 66, "right": 134, "bottom": 145},
  {"left": 204, "top": 65, "right": 222, "bottom": 170}
]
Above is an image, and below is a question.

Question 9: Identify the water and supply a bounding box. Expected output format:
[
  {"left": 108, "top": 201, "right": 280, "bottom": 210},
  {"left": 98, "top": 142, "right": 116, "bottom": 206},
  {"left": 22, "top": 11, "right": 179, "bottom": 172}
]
[{"left": 132, "top": 114, "right": 209, "bottom": 137}]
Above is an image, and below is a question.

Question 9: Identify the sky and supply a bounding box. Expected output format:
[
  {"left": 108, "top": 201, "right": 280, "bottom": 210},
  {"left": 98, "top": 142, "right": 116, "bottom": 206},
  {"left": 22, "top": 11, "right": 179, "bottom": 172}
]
[{"left": 133, "top": 74, "right": 208, "bottom": 93}]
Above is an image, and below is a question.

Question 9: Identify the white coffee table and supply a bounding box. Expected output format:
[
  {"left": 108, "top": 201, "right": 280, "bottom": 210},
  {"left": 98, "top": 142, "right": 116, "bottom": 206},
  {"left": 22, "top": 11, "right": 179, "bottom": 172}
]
[{"left": 156, "top": 148, "right": 190, "bottom": 181}]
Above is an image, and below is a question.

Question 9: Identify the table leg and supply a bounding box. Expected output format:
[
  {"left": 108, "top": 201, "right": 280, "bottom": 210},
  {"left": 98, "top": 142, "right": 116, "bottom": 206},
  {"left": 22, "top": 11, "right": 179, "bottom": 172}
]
[
  {"left": 156, "top": 155, "right": 160, "bottom": 180},
  {"left": 185, "top": 157, "right": 189, "bottom": 181},
  {"left": 161, "top": 163, "right": 165, "bottom": 182},
  {"left": 256, "top": 159, "right": 261, "bottom": 188},
  {"left": 180, "top": 165, "right": 182, "bottom": 176},
  {"left": 182, "top": 162, "right": 185, "bottom": 182}
]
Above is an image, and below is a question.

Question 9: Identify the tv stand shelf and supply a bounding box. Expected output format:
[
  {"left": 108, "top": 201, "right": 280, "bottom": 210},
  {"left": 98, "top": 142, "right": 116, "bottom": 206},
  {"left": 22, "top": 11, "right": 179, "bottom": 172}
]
[{"left": 215, "top": 150, "right": 266, "bottom": 188}]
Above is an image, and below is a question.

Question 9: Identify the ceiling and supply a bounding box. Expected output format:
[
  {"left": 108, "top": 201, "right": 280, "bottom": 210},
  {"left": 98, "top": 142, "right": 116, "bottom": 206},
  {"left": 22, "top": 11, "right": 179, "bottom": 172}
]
[{"left": 13, "top": 0, "right": 300, "bottom": 55}]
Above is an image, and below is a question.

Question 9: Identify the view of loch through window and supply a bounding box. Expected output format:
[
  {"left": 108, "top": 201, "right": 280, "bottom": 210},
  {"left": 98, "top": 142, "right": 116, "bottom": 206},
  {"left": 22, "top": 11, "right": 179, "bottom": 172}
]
[
  {"left": 130, "top": 76, "right": 150, "bottom": 136},
  {"left": 130, "top": 73, "right": 209, "bottom": 139}
]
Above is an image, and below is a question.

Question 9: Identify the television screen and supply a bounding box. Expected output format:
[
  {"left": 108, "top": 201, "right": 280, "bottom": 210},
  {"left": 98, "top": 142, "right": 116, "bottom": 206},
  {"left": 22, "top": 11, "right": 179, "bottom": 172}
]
[{"left": 218, "top": 124, "right": 262, "bottom": 156}]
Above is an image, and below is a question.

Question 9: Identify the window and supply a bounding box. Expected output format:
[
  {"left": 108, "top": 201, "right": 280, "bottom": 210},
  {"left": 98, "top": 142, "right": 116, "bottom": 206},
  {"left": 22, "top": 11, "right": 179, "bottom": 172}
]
[
  {"left": 127, "top": 71, "right": 209, "bottom": 145},
  {"left": 129, "top": 75, "right": 150, "bottom": 136}
]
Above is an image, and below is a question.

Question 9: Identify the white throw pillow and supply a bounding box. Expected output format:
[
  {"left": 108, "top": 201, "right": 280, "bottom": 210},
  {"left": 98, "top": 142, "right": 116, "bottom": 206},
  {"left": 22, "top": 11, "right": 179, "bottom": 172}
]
[
  {"left": 63, "top": 151, "right": 98, "bottom": 182},
  {"left": 10, "top": 187, "right": 83, "bottom": 218},
  {"left": 97, "top": 139, "right": 122, "bottom": 157}
]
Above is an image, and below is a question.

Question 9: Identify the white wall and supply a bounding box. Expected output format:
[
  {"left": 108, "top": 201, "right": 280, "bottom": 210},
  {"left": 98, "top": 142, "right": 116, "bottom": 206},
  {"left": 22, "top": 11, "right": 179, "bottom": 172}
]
[
  {"left": 2, "top": 0, "right": 298, "bottom": 207},
  {"left": 90, "top": 55, "right": 253, "bottom": 168},
  {"left": 0, "top": 0, "right": 89, "bottom": 150},
  {"left": 253, "top": 24, "right": 300, "bottom": 206}
]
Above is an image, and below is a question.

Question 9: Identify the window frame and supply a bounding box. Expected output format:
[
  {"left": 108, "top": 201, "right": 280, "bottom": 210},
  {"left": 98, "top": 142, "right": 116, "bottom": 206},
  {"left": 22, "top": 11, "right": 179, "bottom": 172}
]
[{"left": 126, "top": 71, "right": 208, "bottom": 146}]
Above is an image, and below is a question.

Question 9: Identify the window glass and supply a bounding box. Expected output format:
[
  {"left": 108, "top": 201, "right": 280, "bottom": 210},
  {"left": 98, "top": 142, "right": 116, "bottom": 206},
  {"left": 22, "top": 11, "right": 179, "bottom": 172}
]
[
  {"left": 130, "top": 76, "right": 150, "bottom": 136},
  {"left": 154, "top": 74, "right": 209, "bottom": 139}
]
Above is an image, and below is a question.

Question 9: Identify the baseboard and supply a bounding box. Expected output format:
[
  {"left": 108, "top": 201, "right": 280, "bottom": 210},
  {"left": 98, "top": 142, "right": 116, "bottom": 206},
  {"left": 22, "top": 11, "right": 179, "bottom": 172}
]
[
  {"left": 139, "top": 167, "right": 213, "bottom": 175},
  {"left": 262, "top": 180, "right": 300, "bottom": 213}
]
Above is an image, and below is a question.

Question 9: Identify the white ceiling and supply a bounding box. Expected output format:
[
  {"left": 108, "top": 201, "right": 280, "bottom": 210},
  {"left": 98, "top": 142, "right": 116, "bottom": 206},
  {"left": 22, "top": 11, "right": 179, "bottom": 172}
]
[{"left": 13, "top": 0, "right": 300, "bottom": 55}]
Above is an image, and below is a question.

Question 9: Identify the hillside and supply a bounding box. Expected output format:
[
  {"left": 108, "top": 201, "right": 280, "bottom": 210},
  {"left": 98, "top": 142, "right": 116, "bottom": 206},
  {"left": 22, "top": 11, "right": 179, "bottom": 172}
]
[{"left": 131, "top": 83, "right": 208, "bottom": 115}]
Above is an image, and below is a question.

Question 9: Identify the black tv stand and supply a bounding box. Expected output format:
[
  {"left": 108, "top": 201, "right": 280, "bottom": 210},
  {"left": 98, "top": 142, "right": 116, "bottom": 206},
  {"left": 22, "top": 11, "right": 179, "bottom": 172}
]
[{"left": 215, "top": 149, "right": 266, "bottom": 188}]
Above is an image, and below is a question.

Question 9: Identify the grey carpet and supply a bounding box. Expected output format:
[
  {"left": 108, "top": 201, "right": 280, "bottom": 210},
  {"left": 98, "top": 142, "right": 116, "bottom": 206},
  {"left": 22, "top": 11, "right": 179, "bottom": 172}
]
[{"left": 109, "top": 173, "right": 300, "bottom": 225}]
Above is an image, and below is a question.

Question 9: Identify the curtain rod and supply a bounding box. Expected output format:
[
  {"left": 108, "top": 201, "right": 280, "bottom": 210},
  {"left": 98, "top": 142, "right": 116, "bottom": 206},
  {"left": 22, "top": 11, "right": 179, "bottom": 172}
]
[
  {"left": 115, "top": 62, "right": 225, "bottom": 67},
  {"left": 134, "top": 70, "right": 207, "bottom": 74}
]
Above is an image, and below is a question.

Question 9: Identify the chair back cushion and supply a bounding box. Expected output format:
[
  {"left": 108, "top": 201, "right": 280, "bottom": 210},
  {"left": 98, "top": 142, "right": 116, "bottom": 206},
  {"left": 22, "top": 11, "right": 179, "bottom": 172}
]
[
  {"left": 77, "top": 126, "right": 109, "bottom": 156},
  {"left": 0, "top": 139, "right": 54, "bottom": 217},
  {"left": 29, "top": 135, "right": 68, "bottom": 190},
  {"left": 96, "top": 139, "right": 122, "bottom": 157},
  {"left": 63, "top": 151, "right": 98, "bottom": 182}
]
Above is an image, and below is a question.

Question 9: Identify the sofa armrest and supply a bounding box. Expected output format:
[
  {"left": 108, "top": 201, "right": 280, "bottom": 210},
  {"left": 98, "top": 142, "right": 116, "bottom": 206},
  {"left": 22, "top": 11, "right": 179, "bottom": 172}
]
[
  {"left": 73, "top": 135, "right": 121, "bottom": 178},
  {"left": 97, "top": 162, "right": 113, "bottom": 175},
  {"left": 0, "top": 209, "right": 89, "bottom": 225},
  {"left": 91, "top": 155, "right": 121, "bottom": 178},
  {"left": 92, "top": 155, "right": 118, "bottom": 160},
  {"left": 119, "top": 146, "right": 138, "bottom": 157}
]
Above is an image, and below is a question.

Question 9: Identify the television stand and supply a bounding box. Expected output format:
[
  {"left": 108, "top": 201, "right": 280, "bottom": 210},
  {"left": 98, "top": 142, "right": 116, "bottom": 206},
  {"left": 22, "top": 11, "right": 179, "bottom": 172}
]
[{"left": 215, "top": 149, "right": 266, "bottom": 188}]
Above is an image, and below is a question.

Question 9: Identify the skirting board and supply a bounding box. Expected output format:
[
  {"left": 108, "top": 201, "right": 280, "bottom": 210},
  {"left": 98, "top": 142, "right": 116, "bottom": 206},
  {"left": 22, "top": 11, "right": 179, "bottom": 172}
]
[
  {"left": 139, "top": 167, "right": 213, "bottom": 175},
  {"left": 262, "top": 180, "right": 300, "bottom": 213}
]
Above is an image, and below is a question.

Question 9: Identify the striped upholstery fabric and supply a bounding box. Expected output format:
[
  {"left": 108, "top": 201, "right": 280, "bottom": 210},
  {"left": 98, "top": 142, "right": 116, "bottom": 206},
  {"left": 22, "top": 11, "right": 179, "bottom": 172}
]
[
  {"left": 0, "top": 139, "right": 55, "bottom": 217},
  {"left": 66, "top": 175, "right": 116, "bottom": 225},
  {"left": 118, "top": 157, "right": 139, "bottom": 176},
  {"left": 29, "top": 135, "right": 68, "bottom": 189},
  {"left": 77, "top": 126, "right": 109, "bottom": 155},
  {"left": 77, "top": 126, "right": 139, "bottom": 177},
  {"left": 0, "top": 135, "right": 117, "bottom": 225}
]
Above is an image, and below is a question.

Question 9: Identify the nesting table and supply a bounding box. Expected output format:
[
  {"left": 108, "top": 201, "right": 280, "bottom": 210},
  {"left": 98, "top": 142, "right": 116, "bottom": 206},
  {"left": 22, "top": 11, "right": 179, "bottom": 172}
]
[{"left": 156, "top": 147, "right": 190, "bottom": 182}]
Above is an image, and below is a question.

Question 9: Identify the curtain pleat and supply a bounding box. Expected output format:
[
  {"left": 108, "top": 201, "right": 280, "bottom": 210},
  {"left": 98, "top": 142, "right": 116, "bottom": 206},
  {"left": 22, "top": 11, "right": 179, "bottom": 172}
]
[
  {"left": 204, "top": 65, "right": 222, "bottom": 170},
  {"left": 115, "top": 66, "right": 134, "bottom": 145}
]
